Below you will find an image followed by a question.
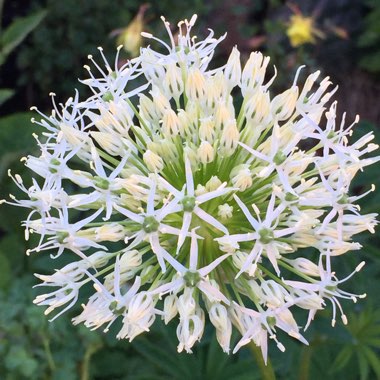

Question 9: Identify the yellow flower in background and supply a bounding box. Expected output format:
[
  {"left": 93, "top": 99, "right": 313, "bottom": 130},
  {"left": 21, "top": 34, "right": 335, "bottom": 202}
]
[
  {"left": 286, "top": 14, "right": 317, "bottom": 47},
  {"left": 116, "top": 4, "right": 149, "bottom": 57}
]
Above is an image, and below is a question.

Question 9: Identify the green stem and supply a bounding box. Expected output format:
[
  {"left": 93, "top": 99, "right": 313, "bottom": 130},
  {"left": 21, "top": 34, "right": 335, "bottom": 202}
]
[
  {"left": 80, "top": 342, "right": 103, "bottom": 380},
  {"left": 249, "top": 342, "right": 276, "bottom": 380},
  {"left": 41, "top": 335, "right": 56, "bottom": 373},
  {"left": 298, "top": 345, "right": 312, "bottom": 380}
]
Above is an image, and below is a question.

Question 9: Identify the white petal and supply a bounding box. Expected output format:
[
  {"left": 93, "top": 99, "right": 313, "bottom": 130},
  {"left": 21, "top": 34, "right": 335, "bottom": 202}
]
[{"left": 194, "top": 207, "right": 228, "bottom": 234}]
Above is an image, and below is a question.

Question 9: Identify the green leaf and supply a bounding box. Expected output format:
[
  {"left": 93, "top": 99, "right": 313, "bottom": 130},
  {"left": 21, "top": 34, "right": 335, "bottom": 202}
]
[
  {"left": 133, "top": 337, "right": 186, "bottom": 378},
  {"left": 0, "top": 88, "right": 15, "bottom": 106},
  {"left": 4, "top": 346, "right": 39, "bottom": 377},
  {"left": 221, "top": 360, "right": 259, "bottom": 380},
  {"left": 0, "top": 251, "right": 11, "bottom": 289},
  {"left": 205, "top": 332, "right": 230, "bottom": 378},
  {"left": 362, "top": 346, "right": 380, "bottom": 378},
  {"left": 358, "top": 350, "right": 370, "bottom": 380},
  {"left": 366, "top": 338, "right": 380, "bottom": 348},
  {"left": 0, "top": 112, "right": 36, "bottom": 176},
  {"left": 0, "top": 10, "right": 47, "bottom": 60},
  {"left": 331, "top": 346, "right": 353, "bottom": 372}
]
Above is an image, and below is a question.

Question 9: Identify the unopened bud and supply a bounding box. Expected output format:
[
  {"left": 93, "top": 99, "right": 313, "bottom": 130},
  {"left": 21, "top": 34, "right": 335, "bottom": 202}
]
[
  {"left": 186, "top": 68, "right": 206, "bottom": 100},
  {"left": 271, "top": 87, "right": 299, "bottom": 121},
  {"left": 143, "top": 150, "right": 164, "bottom": 172},
  {"left": 230, "top": 164, "right": 252, "bottom": 191},
  {"left": 198, "top": 141, "right": 215, "bottom": 164},
  {"left": 224, "top": 47, "right": 241, "bottom": 90}
]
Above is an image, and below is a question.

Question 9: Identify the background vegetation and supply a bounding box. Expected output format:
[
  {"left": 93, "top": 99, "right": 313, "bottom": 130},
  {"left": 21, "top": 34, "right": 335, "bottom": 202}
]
[{"left": 1, "top": 0, "right": 379, "bottom": 379}]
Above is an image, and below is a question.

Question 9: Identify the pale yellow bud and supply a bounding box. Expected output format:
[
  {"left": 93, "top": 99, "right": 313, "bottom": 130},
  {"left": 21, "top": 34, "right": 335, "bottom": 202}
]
[
  {"left": 183, "top": 146, "right": 198, "bottom": 169},
  {"left": 232, "top": 250, "right": 248, "bottom": 271},
  {"left": 215, "top": 102, "right": 234, "bottom": 132},
  {"left": 59, "top": 124, "right": 92, "bottom": 160},
  {"left": 271, "top": 86, "right": 299, "bottom": 120},
  {"left": 244, "top": 88, "right": 271, "bottom": 125},
  {"left": 205, "top": 176, "right": 222, "bottom": 192},
  {"left": 220, "top": 120, "right": 240, "bottom": 156},
  {"left": 148, "top": 140, "right": 177, "bottom": 163},
  {"left": 150, "top": 88, "right": 171, "bottom": 115},
  {"left": 286, "top": 257, "right": 320, "bottom": 277},
  {"left": 120, "top": 249, "right": 142, "bottom": 270},
  {"left": 198, "top": 141, "right": 215, "bottom": 164},
  {"left": 230, "top": 164, "right": 252, "bottom": 191},
  {"left": 163, "top": 63, "right": 184, "bottom": 101},
  {"left": 195, "top": 184, "right": 207, "bottom": 196},
  {"left": 218, "top": 203, "right": 233, "bottom": 219},
  {"left": 94, "top": 223, "right": 125, "bottom": 242},
  {"left": 163, "top": 294, "right": 178, "bottom": 324},
  {"left": 199, "top": 117, "right": 216, "bottom": 142},
  {"left": 178, "top": 108, "right": 196, "bottom": 137},
  {"left": 162, "top": 109, "right": 181, "bottom": 137},
  {"left": 242, "top": 52, "right": 271, "bottom": 97},
  {"left": 141, "top": 49, "right": 166, "bottom": 83},
  {"left": 204, "top": 72, "right": 228, "bottom": 109},
  {"left": 139, "top": 94, "right": 161, "bottom": 124},
  {"left": 224, "top": 47, "right": 241, "bottom": 90},
  {"left": 185, "top": 68, "right": 206, "bottom": 100},
  {"left": 143, "top": 150, "right": 164, "bottom": 172},
  {"left": 90, "top": 131, "right": 124, "bottom": 156},
  {"left": 119, "top": 193, "right": 142, "bottom": 211}
]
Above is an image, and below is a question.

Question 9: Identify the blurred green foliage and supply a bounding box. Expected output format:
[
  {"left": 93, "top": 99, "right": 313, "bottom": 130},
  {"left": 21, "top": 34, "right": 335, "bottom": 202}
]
[
  {"left": 1, "top": 1, "right": 380, "bottom": 379},
  {"left": 0, "top": 1, "right": 46, "bottom": 105},
  {"left": 16, "top": 0, "right": 209, "bottom": 105},
  {"left": 358, "top": 0, "right": 380, "bottom": 73}
]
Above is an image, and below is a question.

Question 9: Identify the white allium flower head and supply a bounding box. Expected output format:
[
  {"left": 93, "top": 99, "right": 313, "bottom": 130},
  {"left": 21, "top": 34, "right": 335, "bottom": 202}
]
[{"left": 5, "top": 14, "right": 379, "bottom": 361}]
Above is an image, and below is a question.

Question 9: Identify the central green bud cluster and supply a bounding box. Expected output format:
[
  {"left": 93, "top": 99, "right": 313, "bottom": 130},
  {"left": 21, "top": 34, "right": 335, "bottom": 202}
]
[
  {"left": 56, "top": 231, "right": 69, "bottom": 244},
  {"left": 109, "top": 300, "right": 126, "bottom": 315},
  {"left": 181, "top": 196, "right": 196, "bottom": 212},
  {"left": 49, "top": 158, "right": 61, "bottom": 173},
  {"left": 102, "top": 91, "right": 114, "bottom": 102},
  {"left": 259, "top": 228, "right": 274, "bottom": 244},
  {"left": 337, "top": 194, "right": 349, "bottom": 205},
  {"left": 183, "top": 270, "right": 201, "bottom": 287},
  {"left": 273, "top": 150, "right": 287, "bottom": 165},
  {"left": 94, "top": 176, "right": 110, "bottom": 190},
  {"left": 142, "top": 216, "right": 160, "bottom": 233}
]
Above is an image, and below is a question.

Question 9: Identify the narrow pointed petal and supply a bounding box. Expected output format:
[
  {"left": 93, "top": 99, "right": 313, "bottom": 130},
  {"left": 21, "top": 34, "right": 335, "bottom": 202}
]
[
  {"left": 196, "top": 184, "right": 235, "bottom": 204},
  {"left": 149, "top": 234, "right": 166, "bottom": 272},
  {"left": 189, "top": 229, "right": 199, "bottom": 270},
  {"left": 236, "top": 244, "right": 261, "bottom": 278},
  {"left": 238, "top": 141, "right": 269, "bottom": 161},
  {"left": 198, "top": 280, "right": 230, "bottom": 304},
  {"left": 113, "top": 203, "right": 144, "bottom": 224},
  {"left": 199, "top": 253, "right": 231, "bottom": 276},
  {"left": 176, "top": 212, "right": 192, "bottom": 255},
  {"left": 91, "top": 147, "right": 107, "bottom": 178},
  {"left": 194, "top": 207, "right": 229, "bottom": 234},
  {"left": 233, "top": 194, "right": 260, "bottom": 230},
  {"left": 158, "top": 176, "right": 183, "bottom": 198},
  {"left": 74, "top": 207, "right": 104, "bottom": 230},
  {"left": 184, "top": 155, "right": 194, "bottom": 196},
  {"left": 110, "top": 152, "right": 130, "bottom": 180},
  {"left": 151, "top": 278, "right": 184, "bottom": 296},
  {"left": 157, "top": 198, "right": 182, "bottom": 221}
]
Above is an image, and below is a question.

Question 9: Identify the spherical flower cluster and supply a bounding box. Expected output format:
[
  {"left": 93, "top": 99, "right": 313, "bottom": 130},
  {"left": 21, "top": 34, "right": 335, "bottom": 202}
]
[{"left": 5, "top": 15, "right": 379, "bottom": 360}]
